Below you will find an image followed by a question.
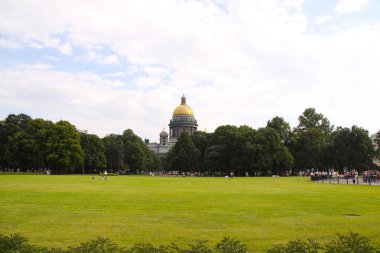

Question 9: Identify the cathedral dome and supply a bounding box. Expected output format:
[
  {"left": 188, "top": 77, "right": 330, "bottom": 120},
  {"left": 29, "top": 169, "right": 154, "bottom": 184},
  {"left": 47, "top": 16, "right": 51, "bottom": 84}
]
[
  {"left": 160, "top": 128, "right": 168, "bottom": 137},
  {"left": 173, "top": 95, "right": 194, "bottom": 116}
]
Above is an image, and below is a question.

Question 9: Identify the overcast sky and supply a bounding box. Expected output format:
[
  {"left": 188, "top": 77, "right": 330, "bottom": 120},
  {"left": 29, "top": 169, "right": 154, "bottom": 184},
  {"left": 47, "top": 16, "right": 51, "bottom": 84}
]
[{"left": 1, "top": 0, "right": 379, "bottom": 142}]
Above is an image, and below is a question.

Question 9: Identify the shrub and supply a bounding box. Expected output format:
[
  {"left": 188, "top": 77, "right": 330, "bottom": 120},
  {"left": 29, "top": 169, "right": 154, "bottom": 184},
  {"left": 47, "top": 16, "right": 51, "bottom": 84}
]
[
  {"left": 266, "top": 239, "right": 320, "bottom": 253},
  {"left": 186, "top": 240, "right": 213, "bottom": 253},
  {"left": 157, "top": 243, "right": 183, "bottom": 253},
  {"left": 0, "top": 233, "right": 49, "bottom": 253},
  {"left": 128, "top": 242, "right": 161, "bottom": 253},
  {"left": 324, "top": 232, "right": 379, "bottom": 253},
  {"left": 214, "top": 237, "right": 248, "bottom": 253},
  {"left": 1, "top": 232, "right": 379, "bottom": 253},
  {"left": 68, "top": 237, "right": 125, "bottom": 253}
]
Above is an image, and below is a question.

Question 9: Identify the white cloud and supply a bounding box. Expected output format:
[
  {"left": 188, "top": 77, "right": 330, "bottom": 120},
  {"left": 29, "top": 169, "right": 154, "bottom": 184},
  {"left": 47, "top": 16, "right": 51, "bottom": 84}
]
[
  {"left": 85, "top": 52, "right": 119, "bottom": 65},
  {"left": 42, "top": 55, "right": 61, "bottom": 61},
  {"left": 134, "top": 76, "right": 160, "bottom": 89},
  {"left": 0, "top": 64, "right": 155, "bottom": 137},
  {"left": 103, "top": 54, "right": 119, "bottom": 64},
  {"left": 335, "top": 0, "right": 371, "bottom": 14},
  {"left": 105, "top": 72, "right": 126, "bottom": 78},
  {"left": 314, "top": 15, "right": 333, "bottom": 25},
  {"left": 0, "top": 38, "right": 21, "bottom": 49},
  {"left": 58, "top": 43, "right": 73, "bottom": 55}
]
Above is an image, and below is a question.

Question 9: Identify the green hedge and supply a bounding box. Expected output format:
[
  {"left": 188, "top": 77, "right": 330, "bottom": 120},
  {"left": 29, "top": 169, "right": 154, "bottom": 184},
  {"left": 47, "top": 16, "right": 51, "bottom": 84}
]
[{"left": 0, "top": 232, "right": 379, "bottom": 253}]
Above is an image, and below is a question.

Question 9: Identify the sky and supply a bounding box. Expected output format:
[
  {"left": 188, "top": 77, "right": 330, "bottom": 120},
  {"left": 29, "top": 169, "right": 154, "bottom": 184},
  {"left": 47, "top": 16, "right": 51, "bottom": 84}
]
[{"left": 1, "top": 0, "right": 379, "bottom": 142}]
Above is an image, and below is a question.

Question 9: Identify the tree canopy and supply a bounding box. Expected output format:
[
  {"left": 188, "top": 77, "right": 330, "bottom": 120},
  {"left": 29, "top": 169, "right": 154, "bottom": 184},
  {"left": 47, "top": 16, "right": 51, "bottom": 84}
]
[{"left": 0, "top": 110, "right": 378, "bottom": 175}]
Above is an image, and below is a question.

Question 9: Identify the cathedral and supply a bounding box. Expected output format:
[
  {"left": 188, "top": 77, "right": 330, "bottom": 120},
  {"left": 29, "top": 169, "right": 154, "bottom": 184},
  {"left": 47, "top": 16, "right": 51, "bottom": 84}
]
[{"left": 148, "top": 95, "right": 198, "bottom": 154}]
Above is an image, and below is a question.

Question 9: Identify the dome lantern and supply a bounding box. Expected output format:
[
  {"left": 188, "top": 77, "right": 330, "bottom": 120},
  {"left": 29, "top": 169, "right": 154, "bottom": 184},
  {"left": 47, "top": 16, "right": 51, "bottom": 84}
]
[
  {"left": 181, "top": 94, "right": 186, "bottom": 105},
  {"left": 173, "top": 94, "right": 194, "bottom": 116}
]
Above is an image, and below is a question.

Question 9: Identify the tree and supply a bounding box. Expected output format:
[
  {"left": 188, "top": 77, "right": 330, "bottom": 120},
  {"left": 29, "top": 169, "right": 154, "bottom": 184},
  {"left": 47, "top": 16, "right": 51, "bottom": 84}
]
[
  {"left": 3, "top": 118, "right": 54, "bottom": 171},
  {"left": 80, "top": 132, "right": 107, "bottom": 173},
  {"left": 122, "top": 129, "right": 145, "bottom": 172},
  {"left": 122, "top": 129, "right": 160, "bottom": 172},
  {"left": 255, "top": 127, "right": 293, "bottom": 175},
  {"left": 297, "top": 108, "right": 333, "bottom": 137},
  {"left": 5, "top": 131, "right": 37, "bottom": 170},
  {"left": 328, "top": 127, "right": 351, "bottom": 170},
  {"left": 232, "top": 125, "right": 259, "bottom": 175},
  {"left": 45, "top": 121, "right": 84, "bottom": 174},
  {"left": 266, "top": 116, "right": 292, "bottom": 145},
  {"left": 289, "top": 108, "right": 333, "bottom": 171},
  {"left": 27, "top": 119, "right": 55, "bottom": 167},
  {"left": 330, "top": 126, "right": 376, "bottom": 171},
  {"left": 102, "top": 129, "right": 161, "bottom": 173},
  {"left": 334, "top": 126, "right": 376, "bottom": 170},
  {"left": 290, "top": 127, "right": 326, "bottom": 170},
  {"left": 102, "top": 134, "right": 124, "bottom": 172},
  {"left": 166, "top": 132, "right": 200, "bottom": 172},
  {"left": 203, "top": 125, "right": 239, "bottom": 174},
  {"left": 0, "top": 114, "right": 32, "bottom": 168},
  {"left": 191, "top": 131, "right": 208, "bottom": 171}
]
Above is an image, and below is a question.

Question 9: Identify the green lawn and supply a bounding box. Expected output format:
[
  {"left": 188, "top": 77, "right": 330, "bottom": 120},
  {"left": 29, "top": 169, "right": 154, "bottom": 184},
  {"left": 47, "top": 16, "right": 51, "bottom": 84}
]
[{"left": 0, "top": 175, "right": 379, "bottom": 252}]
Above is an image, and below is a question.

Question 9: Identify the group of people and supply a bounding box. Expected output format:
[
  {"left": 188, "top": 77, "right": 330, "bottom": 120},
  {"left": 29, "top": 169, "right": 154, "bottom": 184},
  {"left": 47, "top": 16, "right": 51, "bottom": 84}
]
[
  {"left": 92, "top": 170, "right": 108, "bottom": 180},
  {"left": 363, "top": 170, "right": 378, "bottom": 183},
  {"left": 309, "top": 168, "right": 379, "bottom": 185}
]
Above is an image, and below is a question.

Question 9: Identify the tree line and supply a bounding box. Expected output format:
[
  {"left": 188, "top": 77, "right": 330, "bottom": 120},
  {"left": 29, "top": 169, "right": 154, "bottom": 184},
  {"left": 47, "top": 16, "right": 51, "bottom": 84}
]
[
  {"left": 166, "top": 108, "right": 379, "bottom": 175},
  {"left": 0, "top": 108, "right": 379, "bottom": 175},
  {"left": 0, "top": 114, "right": 160, "bottom": 174}
]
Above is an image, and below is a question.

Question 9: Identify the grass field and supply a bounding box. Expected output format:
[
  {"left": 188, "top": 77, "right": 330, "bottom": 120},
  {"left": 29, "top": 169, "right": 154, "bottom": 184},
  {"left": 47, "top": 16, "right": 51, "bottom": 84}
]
[{"left": 0, "top": 175, "right": 379, "bottom": 252}]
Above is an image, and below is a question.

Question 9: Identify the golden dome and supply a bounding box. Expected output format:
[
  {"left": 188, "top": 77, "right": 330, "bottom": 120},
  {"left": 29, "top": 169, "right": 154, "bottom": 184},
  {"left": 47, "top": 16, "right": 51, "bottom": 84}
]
[{"left": 173, "top": 95, "right": 194, "bottom": 116}]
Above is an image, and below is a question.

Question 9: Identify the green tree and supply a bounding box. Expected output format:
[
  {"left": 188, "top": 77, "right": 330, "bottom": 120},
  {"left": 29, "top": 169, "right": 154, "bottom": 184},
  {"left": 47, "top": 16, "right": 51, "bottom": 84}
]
[
  {"left": 191, "top": 131, "right": 208, "bottom": 172},
  {"left": 80, "top": 132, "right": 107, "bottom": 174},
  {"left": 232, "top": 125, "right": 259, "bottom": 175},
  {"left": 0, "top": 114, "right": 32, "bottom": 168},
  {"left": 328, "top": 127, "right": 351, "bottom": 170},
  {"left": 203, "top": 125, "right": 239, "bottom": 174},
  {"left": 102, "top": 129, "right": 161, "bottom": 173},
  {"left": 45, "top": 121, "right": 84, "bottom": 174},
  {"left": 297, "top": 108, "right": 333, "bottom": 137},
  {"left": 26, "top": 118, "right": 55, "bottom": 169},
  {"left": 255, "top": 127, "right": 293, "bottom": 175},
  {"left": 102, "top": 134, "right": 124, "bottom": 172},
  {"left": 266, "top": 116, "right": 292, "bottom": 145},
  {"left": 122, "top": 129, "right": 145, "bottom": 172},
  {"left": 330, "top": 126, "right": 376, "bottom": 171},
  {"left": 5, "top": 131, "right": 37, "bottom": 170},
  {"left": 290, "top": 128, "right": 326, "bottom": 170},
  {"left": 289, "top": 108, "right": 332, "bottom": 171},
  {"left": 122, "top": 129, "right": 160, "bottom": 173},
  {"left": 167, "top": 132, "right": 200, "bottom": 172},
  {"left": 3, "top": 117, "right": 55, "bottom": 171}
]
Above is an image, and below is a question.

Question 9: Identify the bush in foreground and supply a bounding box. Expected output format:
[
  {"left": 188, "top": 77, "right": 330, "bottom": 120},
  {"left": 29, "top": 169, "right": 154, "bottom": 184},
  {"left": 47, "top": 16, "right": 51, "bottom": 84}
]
[
  {"left": 0, "top": 232, "right": 379, "bottom": 253},
  {"left": 324, "top": 232, "right": 379, "bottom": 253},
  {"left": 266, "top": 238, "right": 320, "bottom": 253},
  {"left": 265, "top": 232, "right": 379, "bottom": 253},
  {"left": 0, "top": 233, "right": 46, "bottom": 253}
]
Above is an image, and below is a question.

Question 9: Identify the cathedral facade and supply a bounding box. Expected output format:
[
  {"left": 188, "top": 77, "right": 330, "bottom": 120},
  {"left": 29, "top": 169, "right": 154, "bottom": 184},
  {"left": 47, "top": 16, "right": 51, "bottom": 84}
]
[{"left": 148, "top": 95, "right": 198, "bottom": 155}]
